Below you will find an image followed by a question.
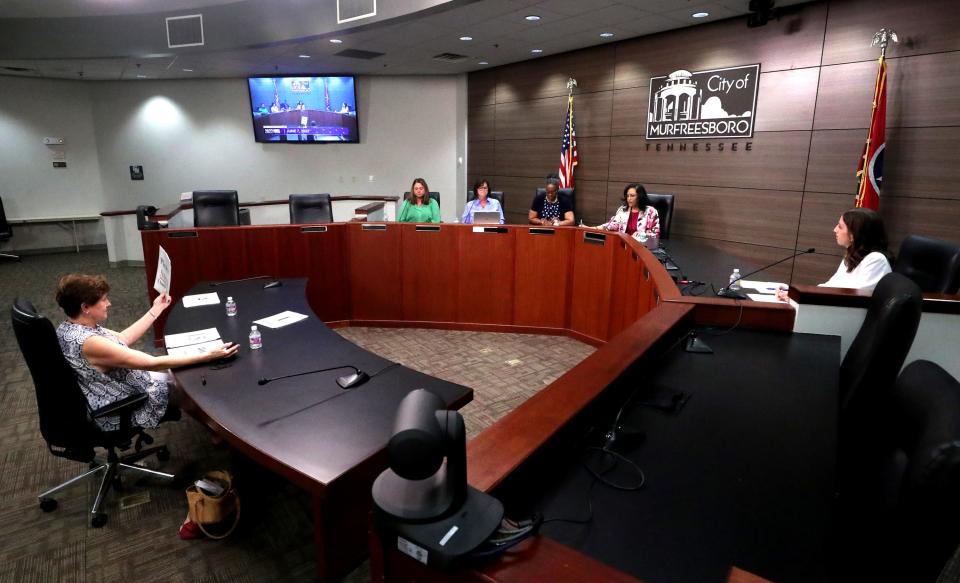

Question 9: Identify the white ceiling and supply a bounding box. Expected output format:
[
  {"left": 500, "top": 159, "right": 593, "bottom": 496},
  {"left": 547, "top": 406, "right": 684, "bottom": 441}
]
[{"left": 0, "top": 0, "right": 808, "bottom": 80}]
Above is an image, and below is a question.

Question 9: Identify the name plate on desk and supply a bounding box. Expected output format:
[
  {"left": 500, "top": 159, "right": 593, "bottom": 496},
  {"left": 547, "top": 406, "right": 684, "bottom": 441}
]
[
  {"left": 415, "top": 225, "right": 441, "bottom": 232},
  {"left": 529, "top": 228, "right": 556, "bottom": 235},
  {"left": 361, "top": 224, "right": 387, "bottom": 231},
  {"left": 301, "top": 225, "right": 328, "bottom": 233},
  {"left": 471, "top": 226, "right": 508, "bottom": 234},
  {"left": 167, "top": 231, "right": 198, "bottom": 238},
  {"left": 583, "top": 231, "right": 606, "bottom": 245}
]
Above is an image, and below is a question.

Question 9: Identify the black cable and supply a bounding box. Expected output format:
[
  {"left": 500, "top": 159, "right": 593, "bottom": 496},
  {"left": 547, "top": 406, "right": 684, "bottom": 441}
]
[{"left": 581, "top": 446, "right": 646, "bottom": 491}]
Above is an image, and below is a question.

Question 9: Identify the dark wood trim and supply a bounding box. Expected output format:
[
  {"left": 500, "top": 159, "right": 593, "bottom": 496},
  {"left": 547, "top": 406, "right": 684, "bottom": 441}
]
[
  {"left": 99, "top": 210, "right": 137, "bottom": 217},
  {"left": 789, "top": 284, "right": 960, "bottom": 314},
  {"left": 148, "top": 196, "right": 400, "bottom": 221},
  {"left": 668, "top": 296, "right": 796, "bottom": 332},
  {"left": 356, "top": 201, "right": 386, "bottom": 213}
]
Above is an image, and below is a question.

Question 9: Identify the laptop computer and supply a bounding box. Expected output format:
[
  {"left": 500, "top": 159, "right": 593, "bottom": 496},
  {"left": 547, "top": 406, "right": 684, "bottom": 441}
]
[{"left": 473, "top": 211, "right": 501, "bottom": 225}]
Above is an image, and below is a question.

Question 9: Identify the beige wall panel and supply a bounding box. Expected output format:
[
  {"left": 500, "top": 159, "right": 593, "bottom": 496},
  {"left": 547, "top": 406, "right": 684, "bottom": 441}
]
[
  {"left": 804, "top": 129, "right": 863, "bottom": 194},
  {"left": 495, "top": 45, "right": 615, "bottom": 103},
  {"left": 884, "top": 126, "right": 960, "bottom": 200},
  {"left": 611, "top": 86, "right": 648, "bottom": 136},
  {"left": 642, "top": 183, "right": 802, "bottom": 249},
  {"left": 610, "top": 132, "right": 810, "bottom": 191},
  {"left": 571, "top": 180, "right": 610, "bottom": 226},
  {"left": 793, "top": 252, "right": 846, "bottom": 285},
  {"left": 494, "top": 137, "right": 610, "bottom": 181},
  {"left": 698, "top": 239, "right": 797, "bottom": 284},
  {"left": 613, "top": 2, "right": 827, "bottom": 90},
  {"left": 495, "top": 91, "right": 612, "bottom": 140},
  {"left": 822, "top": 0, "right": 960, "bottom": 64},
  {"left": 468, "top": 104, "right": 496, "bottom": 142},
  {"left": 469, "top": 69, "right": 497, "bottom": 107},
  {"left": 467, "top": 140, "right": 495, "bottom": 178},
  {"left": 797, "top": 191, "right": 855, "bottom": 256},
  {"left": 881, "top": 196, "right": 960, "bottom": 249},
  {"left": 754, "top": 67, "right": 820, "bottom": 132},
  {"left": 813, "top": 60, "right": 878, "bottom": 130},
  {"left": 490, "top": 175, "right": 545, "bottom": 218}
]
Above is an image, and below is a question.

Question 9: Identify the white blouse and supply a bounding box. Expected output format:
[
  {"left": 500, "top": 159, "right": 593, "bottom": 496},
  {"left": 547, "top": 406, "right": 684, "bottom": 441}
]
[{"left": 819, "top": 251, "right": 892, "bottom": 292}]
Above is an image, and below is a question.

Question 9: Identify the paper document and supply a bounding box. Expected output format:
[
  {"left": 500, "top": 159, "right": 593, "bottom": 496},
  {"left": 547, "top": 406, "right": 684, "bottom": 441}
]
[
  {"left": 153, "top": 245, "right": 172, "bottom": 296},
  {"left": 747, "top": 293, "right": 786, "bottom": 304},
  {"left": 253, "top": 311, "right": 308, "bottom": 329},
  {"left": 740, "top": 280, "right": 786, "bottom": 294},
  {"left": 164, "top": 327, "right": 220, "bottom": 349},
  {"left": 166, "top": 339, "right": 225, "bottom": 357},
  {"left": 182, "top": 292, "right": 221, "bottom": 308}
]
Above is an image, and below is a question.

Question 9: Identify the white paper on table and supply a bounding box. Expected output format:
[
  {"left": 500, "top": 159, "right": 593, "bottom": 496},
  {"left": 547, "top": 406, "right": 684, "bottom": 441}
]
[
  {"left": 153, "top": 245, "right": 172, "bottom": 296},
  {"left": 747, "top": 293, "right": 787, "bottom": 304},
  {"left": 166, "top": 339, "right": 224, "bottom": 357},
  {"left": 182, "top": 292, "right": 221, "bottom": 308},
  {"left": 740, "top": 280, "right": 786, "bottom": 294},
  {"left": 253, "top": 311, "right": 309, "bottom": 329},
  {"left": 164, "top": 327, "right": 220, "bottom": 349}
]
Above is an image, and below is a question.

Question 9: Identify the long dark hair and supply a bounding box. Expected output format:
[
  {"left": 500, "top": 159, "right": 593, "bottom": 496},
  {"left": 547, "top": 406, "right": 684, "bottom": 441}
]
[
  {"left": 621, "top": 183, "right": 650, "bottom": 211},
  {"left": 841, "top": 208, "right": 892, "bottom": 272},
  {"left": 408, "top": 178, "right": 431, "bottom": 205}
]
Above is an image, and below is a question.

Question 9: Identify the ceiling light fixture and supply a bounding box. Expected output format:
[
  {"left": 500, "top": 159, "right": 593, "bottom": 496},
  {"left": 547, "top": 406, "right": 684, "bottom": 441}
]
[
  {"left": 692, "top": 12, "right": 710, "bottom": 18},
  {"left": 329, "top": 38, "right": 343, "bottom": 44},
  {"left": 525, "top": 15, "right": 541, "bottom": 21},
  {"left": 459, "top": 36, "right": 473, "bottom": 41},
  {"left": 478, "top": 61, "right": 489, "bottom": 65},
  {"left": 298, "top": 54, "right": 311, "bottom": 58},
  {"left": 600, "top": 32, "right": 614, "bottom": 38},
  {"left": 136, "top": 74, "right": 147, "bottom": 78},
  {"left": 182, "top": 68, "right": 194, "bottom": 72},
  {"left": 531, "top": 48, "right": 543, "bottom": 53}
]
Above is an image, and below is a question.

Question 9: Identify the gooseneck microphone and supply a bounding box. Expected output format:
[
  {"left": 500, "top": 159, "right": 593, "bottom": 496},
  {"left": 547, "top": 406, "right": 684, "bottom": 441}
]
[
  {"left": 716, "top": 248, "right": 815, "bottom": 299},
  {"left": 258, "top": 365, "right": 370, "bottom": 389},
  {"left": 210, "top": 275, "right": 272, "bottom": 287}
]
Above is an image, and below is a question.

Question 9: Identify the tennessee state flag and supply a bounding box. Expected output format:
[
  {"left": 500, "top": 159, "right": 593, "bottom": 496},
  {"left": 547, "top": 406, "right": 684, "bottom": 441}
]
[{"left": 856, "top": 56, "right": 887, "bottom": 210}]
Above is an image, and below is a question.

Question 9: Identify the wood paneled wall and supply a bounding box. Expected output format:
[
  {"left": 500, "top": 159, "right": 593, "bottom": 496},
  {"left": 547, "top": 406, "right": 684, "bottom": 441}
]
[{"left": 467, "top": 0, "right": 960, "bottom": 284}]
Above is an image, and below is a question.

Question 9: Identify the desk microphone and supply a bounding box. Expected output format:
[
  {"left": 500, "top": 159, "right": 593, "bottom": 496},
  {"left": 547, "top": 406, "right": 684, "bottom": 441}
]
[
  {"left": 262, "top": 280, "right": 283, "bottom": 289},
  {"left": 258, "top": 365, "right": 370, "bottom": 389},
  {"left": 716, "top": 248, "right": 815, "bottom": 299},
  {"left": 210, "top": 275, "right": 272, "bottom": 287}
]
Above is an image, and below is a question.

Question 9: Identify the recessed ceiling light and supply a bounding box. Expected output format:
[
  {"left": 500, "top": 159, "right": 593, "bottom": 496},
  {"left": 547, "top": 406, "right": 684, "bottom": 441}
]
[
  {"left": 600, "top": 32, "right": 614, "bottom": 38},
  {"left": 459, "top": 36, "right": 473, "bottom": 41},
  {"left": 136, "top": 74, "right": 147, "bottom": 78},
  {"left": 329, "top": 38, "right": 343, "bottom": 44},
  {"left": 478, "top": 61, "right": 489, "bottom": 65},
  {"left": 182, "top": 68, "right": 193, "bottom": 72},
  {"left": 692, "top": 12, "right": 710, "bottom": 18},
  {"left": 298, "top": 54, "right": 311, "bottom": 58},
  {"left": 531, "top": 48, "right": 543, "bottom": 54},
  {"left": 525, "top": 15, "right": 541, "bottom": 21}
]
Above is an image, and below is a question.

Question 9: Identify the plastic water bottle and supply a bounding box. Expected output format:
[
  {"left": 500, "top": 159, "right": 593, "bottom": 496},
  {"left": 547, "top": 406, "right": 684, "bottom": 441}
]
[
  {"left": 225, "top": 296, "right": 237, "bottom": 317},
  {"left": 728, "top": 268, "right": 742, "bottom": 291},
  {"left": 249, "top": 325, "right": 262, "bottom": 350}
]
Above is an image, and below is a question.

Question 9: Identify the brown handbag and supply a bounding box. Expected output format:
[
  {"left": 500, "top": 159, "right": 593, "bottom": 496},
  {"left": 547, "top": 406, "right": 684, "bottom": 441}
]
[{"left": 185, "top": 470, "right": 241, "bottom": 539}]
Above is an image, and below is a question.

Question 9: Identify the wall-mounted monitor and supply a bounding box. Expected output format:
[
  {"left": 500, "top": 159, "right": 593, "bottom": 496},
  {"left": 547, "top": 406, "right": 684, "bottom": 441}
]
[{"left": 247, "top": 76, "right": 359, "bottom": 143}]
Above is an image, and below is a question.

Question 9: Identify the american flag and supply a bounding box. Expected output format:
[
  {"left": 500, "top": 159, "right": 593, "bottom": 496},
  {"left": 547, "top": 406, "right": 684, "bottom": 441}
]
[
  {"left": 323, "top": 78, "right": 331, "bottom": 111},
  {"left": 559, "top": 94, "right": 578, "bottom": 189}
]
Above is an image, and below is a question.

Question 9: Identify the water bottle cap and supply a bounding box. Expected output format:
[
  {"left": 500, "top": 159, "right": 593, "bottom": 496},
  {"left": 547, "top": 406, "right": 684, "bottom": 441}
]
[
  {"left": 733, "top": 268, "right": 740, "bottom": 273},
  {"left": 227, "top": 296, "right": 233, "bottom": 300},
  {"left": 251, "top": 325, "right": 257, "bottom": 330}
]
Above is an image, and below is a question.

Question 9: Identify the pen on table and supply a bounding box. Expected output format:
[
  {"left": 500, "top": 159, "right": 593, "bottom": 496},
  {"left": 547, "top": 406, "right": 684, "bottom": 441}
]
[{"left": 201, "top": 375, "right": 207, "bottom": 386}]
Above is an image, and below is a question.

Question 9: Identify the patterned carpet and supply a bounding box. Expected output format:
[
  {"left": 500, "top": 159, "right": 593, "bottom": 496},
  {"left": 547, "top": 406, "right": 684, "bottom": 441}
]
[{"left": 0, "top": 250, "right": 593, "bottom": 582}]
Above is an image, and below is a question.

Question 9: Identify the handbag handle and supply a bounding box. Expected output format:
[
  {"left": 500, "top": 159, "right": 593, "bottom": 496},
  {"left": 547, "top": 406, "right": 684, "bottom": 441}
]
[{"left": 192, "top": 494, "right": 241, "bottom": 540}]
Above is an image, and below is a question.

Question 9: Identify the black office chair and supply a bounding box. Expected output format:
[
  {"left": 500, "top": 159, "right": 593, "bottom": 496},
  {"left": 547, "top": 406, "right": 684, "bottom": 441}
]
[
  {"left": 11, "top": 299, "right": 175, "bottom": 528},
  {"left": 403, "top": 191, "right": 441, "bottom": 211},
  {"left": 289, "top": 193, "right": 333, "bottom": 224},
  {"left": 646, "top": 193, "right": 675, "bottom": 239},
  {"left": 193, "top": 190, "right": 240, "bottom": 227},
  {"left": 0, "top": 196, "right": 20, "bottom": 261},
  {"left": 840, "top": 360, "right": 960, "bottom": 582},
  {"left": 894, "top": 234, "right": 960, "bottom": 294},
  {"left": 466, "top": 190, "right": 504, "bottom": 207},
  {"left": 534, "top": 187, "right": 575, "bottom": 215},
  {"left": 136, "top": 205, "right": 160, "bottom": 230}
]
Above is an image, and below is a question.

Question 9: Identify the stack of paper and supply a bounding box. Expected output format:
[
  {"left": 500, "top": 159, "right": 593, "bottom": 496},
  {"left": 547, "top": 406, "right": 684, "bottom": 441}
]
[
  {"left": 164, "top": 327, "right": 223, "bottom": 357},
  {"left": 253, "top": 311, "right": 308, "bottom": 329},
  {"left": 182, "top": 292, "right": 221, "bottom": 308}
]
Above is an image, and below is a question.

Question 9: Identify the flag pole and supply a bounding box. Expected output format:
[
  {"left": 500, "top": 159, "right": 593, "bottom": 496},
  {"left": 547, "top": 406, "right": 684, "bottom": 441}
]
[{"left": 855, "top": 28, "right": 898, "bottom": 208}]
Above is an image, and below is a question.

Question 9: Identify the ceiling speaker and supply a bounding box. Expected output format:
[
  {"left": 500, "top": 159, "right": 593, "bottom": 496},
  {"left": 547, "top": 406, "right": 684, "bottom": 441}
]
[{"left": 166, "top": 14, "right": 204, "bottom": 48}]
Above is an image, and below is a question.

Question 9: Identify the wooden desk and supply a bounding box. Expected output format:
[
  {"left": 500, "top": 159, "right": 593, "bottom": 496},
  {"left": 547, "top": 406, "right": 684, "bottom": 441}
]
[{"left": 165, "top": 278, "right": 471, "bottom": 582}]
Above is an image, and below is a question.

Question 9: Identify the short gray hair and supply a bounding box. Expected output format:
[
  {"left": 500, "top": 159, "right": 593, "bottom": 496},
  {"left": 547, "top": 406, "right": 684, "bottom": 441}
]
[{"left": 545, "top": 174, "right": 560, "bottom": 187}]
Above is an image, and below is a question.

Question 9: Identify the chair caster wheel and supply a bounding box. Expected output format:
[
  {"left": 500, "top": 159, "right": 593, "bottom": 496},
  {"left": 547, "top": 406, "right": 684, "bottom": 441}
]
[
  {"left": 91, "top": 513, "right": 108, "bottom": 528},
  {"left": 40, "top": 498, "right": 58, "bottom": 512},
  {"left": 156, "top": 447, "right": 170, "bottom": 462}
]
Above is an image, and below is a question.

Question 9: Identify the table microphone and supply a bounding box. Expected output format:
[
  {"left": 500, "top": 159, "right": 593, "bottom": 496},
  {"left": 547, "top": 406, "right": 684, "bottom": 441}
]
[
  {"left": 716, "top": 248, "right": 815, "bottom": 299},
  {"left": 258, "top": 365, "right": 370, "bottom": 389},
  {"left": 210, "top": 275, "right": 272, "bottom": 287}
]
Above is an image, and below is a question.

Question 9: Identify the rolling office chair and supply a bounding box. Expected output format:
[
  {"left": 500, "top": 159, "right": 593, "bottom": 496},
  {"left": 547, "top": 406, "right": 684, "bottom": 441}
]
[
  {"left": 289, "top": 193, "right": 333, "bottom": 224},
  {"left": 0, "top": 196, "right": 20, "bottom": 261},
  {"left": 11, "top": 299, "right": 176, "bottom": 528},
  {"left": 192, "top": 190, "right": 240, "bottom": 227},
  {"left": 840, "top": 360, "right": 960, "bottom": 582},
  {"left": 403, "top": 191, "right": 441, "bottom": 211},
  {"left": 894, "top": 234, "right": 960, "bottom": 294},
  {"left": 646, "top": 193, "right": 675, "bottom": 239},
  {"left": 136, "top": 205, "right": 160, "bottom": 230},
  {"left": 534, "top": 187, "right": 575, "bottom": 215}
]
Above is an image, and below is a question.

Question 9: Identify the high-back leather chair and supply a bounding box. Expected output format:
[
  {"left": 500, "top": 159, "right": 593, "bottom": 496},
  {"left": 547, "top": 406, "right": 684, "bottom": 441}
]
[
  {"left": 193, "top": 190, "right": 240, "bottom": 227},
  {"left": 647, "top": 193, "right": 675, "bottom": 239},
  {"left": 403, "top": 191, "right": 441, "bottom": 211},
  {"left": 534, "top": 187, "right": 575, "bottom": 215},
  {"left": 0, "top": 196, "right": 19, "bottom": 261},
  {"left": 136, "top": 205, "right": 160, "bottom": 230},
  {"left": 289, "top": 193, "right": 333, "bottom": 224},
  {"left": 840, "top": 360, "right": 960, "bottom": 582},
  {"left": 467, "top": 190, "right": 504, "bottom": 207},
  {"left": 894, "top": 234, "right": 960, "bottom": 294},
  {"left": 11, "top": 299, "right": 175, "bottom": 527}
]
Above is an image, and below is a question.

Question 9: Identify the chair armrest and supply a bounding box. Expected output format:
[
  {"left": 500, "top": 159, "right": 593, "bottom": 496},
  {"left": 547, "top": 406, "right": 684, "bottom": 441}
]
[{"left": 90, "top": 393, "right": 149, "bottom": 419}]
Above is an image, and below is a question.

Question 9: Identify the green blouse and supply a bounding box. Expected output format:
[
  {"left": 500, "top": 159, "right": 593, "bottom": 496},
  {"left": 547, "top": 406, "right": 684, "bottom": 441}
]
[{"left": 397, "top": 198, "right": 440, "bottom": 223}]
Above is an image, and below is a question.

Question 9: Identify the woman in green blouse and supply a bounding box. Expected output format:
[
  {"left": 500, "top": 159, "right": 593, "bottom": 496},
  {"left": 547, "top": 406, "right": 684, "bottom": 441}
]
[{"left": 397, "top": 178, "right": 440, "bottom": 223}]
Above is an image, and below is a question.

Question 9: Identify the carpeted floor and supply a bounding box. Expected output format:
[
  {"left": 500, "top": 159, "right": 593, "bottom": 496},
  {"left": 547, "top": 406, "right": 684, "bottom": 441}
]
[{"left": 0, "top": 250, "right": 593, "bottom": 582}]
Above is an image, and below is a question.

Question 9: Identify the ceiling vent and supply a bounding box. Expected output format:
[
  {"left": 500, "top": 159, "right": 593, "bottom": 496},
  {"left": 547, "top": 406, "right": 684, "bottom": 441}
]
[
  {"left": 166, "top": 14, "right": 204, "bottom": 48},
  {"left": 432, "top": 53, "right": 469, "bottom": 62},
  {"left": 2, "top": 66, "right": 35, "bottom": 73},
  {"left": 334, "top": 49, "right": 385, "bottom": 60},
  {"left": 338, "top": 0, "right": 376, "bottom": 24}
]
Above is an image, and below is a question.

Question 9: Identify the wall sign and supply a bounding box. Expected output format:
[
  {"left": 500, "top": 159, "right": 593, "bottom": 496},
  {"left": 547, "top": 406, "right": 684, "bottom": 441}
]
[{"left": 646, "top": 64, "right": 760, "bottom": 140}]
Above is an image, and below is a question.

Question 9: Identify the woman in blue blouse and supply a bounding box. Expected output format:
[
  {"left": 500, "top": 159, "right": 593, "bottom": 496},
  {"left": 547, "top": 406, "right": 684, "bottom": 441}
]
[{"left": 461, "top": 179, "right": 504, "bottom": 224}]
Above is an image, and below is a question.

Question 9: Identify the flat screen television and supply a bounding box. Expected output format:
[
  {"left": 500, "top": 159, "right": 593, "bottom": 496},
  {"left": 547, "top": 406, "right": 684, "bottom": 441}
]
[{"left": 247, "top": 76, "right": 359, "bottom": 143}]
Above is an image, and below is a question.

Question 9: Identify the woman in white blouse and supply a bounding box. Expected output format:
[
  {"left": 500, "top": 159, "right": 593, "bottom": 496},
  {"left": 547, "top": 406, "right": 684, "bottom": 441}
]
[{"left": 777, "top": 208, "right": 892, "bottom": 300}]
